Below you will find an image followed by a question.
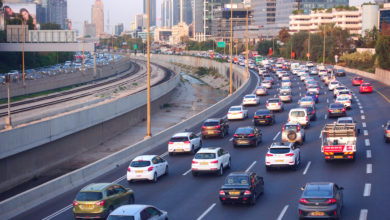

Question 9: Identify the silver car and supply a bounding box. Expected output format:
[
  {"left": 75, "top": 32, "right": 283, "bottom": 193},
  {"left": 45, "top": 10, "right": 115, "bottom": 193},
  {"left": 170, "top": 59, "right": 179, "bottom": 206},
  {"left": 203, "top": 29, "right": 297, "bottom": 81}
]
[
  {"left": 279, "top": 91, "right": 292, "bottom": 102},
  {"left": 281, "top": 122, "right": 305, "bottom": 145},
  {"left": 108, "top": 204, "right": 168, "bottom": 220}
]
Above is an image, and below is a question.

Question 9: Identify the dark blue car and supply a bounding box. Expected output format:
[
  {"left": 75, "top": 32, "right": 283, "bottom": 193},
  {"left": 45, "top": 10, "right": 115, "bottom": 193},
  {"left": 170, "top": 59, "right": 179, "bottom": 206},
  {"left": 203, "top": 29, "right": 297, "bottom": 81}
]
[{"left": 306, "top": 91, "right": 319, "bottom": 103}]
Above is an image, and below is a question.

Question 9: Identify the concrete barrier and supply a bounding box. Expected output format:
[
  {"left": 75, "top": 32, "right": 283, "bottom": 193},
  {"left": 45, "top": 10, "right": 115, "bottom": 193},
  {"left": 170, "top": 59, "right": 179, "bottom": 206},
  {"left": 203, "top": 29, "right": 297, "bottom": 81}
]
[
  {"left": 0, "top": 56, "right": 250, "bottom": 219},
  {"left": 334, "top": 66, "right": 390, "bottom": 86}
]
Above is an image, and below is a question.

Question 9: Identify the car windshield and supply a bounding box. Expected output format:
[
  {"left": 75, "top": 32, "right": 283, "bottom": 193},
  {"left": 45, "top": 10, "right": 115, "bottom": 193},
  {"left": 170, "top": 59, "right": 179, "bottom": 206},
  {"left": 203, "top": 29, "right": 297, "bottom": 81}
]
[
  {"left": 229, "top": 107, "right": 242, "bottom": 111},
  {"left": 337, "top": 97, "right": 349, "bottom": 101},
  {"left": 204, "top": 121, "right": 219, "bottom": 126},
  {"left": 303, "top": 188, "right": 333, "bottom": 198},
  {"left": 170, "top": 137, "right": 189, "bottom": 142},
  {"left": 330, "top": 82, "right": 338, "bottom": 85},
  {"left": 302, "top": 98, "right": 312, "bottom": 102},
  {"left": 270, "top": 148, "right": 290, "bottom": 154},
  {"left": 235, "top": 127, "right": 253, "bottom": 134},
  {"left": 290, "top": 111, "right": 305, "bottom": 117},
  {"left": 330, "top": 104, "right": 343, "bottom": 109},
  {"left": 195, "top": 153, "right": 216, "bottom": 159},
  {"left": 76, "top": 192, "right": 103, "bottom": 201},
  {"left": 281, "top": 86, "right": 290, "bottom": 90},
  {"left": 339, "top": 91, "right": 349, "bottom": 95},
  {"left": 107, "top": 216, "right": 135, "bottom": 220},
  {"left": 130, "top": 160, "right": 151, "bottom": 167},
  {"left": 280, "top": 92, "right": 291, "bottom": 95},
  {"left": 224, "top": 175, "right": 250, "bottom": 186},
  {"left": 338, "top": 119, "right": 353, "bottom": 123}
]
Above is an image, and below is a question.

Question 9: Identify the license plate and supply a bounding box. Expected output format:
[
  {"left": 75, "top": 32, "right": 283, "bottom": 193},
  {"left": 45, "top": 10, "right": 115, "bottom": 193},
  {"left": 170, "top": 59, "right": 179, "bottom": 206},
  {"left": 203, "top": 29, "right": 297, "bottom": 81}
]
[
  {"left": 175, "top": 149, "right": 184, "bottom": 152},
  {"left": 260, "top": 120, "right": 266, "bottom": 123},
  {"left": 239, "top": 141, "right": 248, "bottom": 144},
  {"left": 200, "top": 162, "right": 208, "bottom": 165},
  {"left": 230, "top": 197, "right": 239, "bottom": 199},
  {"left": 229, "top": 191, "right": 240, "bottom": 195},
  {"left": 311, "top": 212, "right": 325, "bottom": 216},
  {"left": 334, "top": 156, "right": 343, "bottom": 159},
  {"left": 233, "top": 113, "right": 238, "bottom": 115},
  {"left": 276, "top": 160, "right": 284, "bottom": 162},
  {"left": 334, "top": 110, "right": 340, "bottom": 112},
  {"left": 136, "top": 170, "right": 143, "bottom": 173},
  {"left": 81, "top": 204, "right": 93, "bottom": 209},
  {"left": 208, "top": 131, "right": 215, "bottom": 134}
]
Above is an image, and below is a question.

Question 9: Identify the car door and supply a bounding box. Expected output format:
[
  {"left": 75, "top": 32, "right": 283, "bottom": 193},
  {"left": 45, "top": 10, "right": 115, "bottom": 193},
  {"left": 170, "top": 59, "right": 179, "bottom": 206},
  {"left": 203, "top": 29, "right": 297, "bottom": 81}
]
[
  {"left": 334, "top": 184, "right": 343, "bottom": 209},
  {"left": 151, "top": 157, "right": 161, "bottom": 177},
  {"left": 114, "top": 185, "right": 128, "bottom": 206},
  {"left": 158, "top": 157, "right": 167, "bottom": 174},
  {"left": 105, "top": 186, "right": 119, "bottom": 208},
  {"left": 192, "top": 133, "right": 200, "bottom": 148}
]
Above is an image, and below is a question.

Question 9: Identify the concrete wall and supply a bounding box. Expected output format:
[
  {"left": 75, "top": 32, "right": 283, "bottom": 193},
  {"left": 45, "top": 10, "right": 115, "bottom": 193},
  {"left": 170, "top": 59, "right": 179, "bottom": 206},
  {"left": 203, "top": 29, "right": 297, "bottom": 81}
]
[
  {"left": 0, "top": 56, "right": 249, "bottom": 220},
  {"left": 334, "top": 66, "right": 390, "bottom": 86},
  {"left": 0, "top": 57, "right": 132, "bottom": 99}
]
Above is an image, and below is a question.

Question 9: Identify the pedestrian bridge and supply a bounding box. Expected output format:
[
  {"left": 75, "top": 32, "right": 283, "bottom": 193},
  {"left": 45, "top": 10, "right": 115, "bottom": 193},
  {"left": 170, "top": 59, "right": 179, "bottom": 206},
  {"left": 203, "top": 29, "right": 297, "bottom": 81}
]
[{"left": 0, "top": 42, "right": 95, "bottom": 52}]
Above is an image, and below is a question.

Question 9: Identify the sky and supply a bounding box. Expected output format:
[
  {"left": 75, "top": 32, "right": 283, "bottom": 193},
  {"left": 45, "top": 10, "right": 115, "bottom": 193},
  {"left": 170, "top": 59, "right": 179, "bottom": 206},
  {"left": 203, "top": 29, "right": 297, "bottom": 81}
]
[
  {"left": 67, "top": 0, "right": 372, "bottom": 34},
  {"left": 68, "top": 0, "right": 163, "bottom": 34}
]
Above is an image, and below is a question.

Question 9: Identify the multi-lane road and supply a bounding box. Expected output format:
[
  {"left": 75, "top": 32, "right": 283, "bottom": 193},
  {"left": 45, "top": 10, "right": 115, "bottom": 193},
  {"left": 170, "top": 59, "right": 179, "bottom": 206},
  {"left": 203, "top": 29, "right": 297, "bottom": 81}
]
[{"left": 13, "top": 67, "right": 390, "bottom": 220}]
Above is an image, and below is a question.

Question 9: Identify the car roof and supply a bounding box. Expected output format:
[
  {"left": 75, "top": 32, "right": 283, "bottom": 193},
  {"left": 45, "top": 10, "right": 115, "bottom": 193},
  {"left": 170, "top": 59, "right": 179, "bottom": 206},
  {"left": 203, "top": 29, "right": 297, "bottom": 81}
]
[
  {"left": 305, "top": 182, "right": 334, "bottom": 189},
  {"left": 284, "top": 122, "right": 300, "bottom": 126},
  {"left": 230, "top": 105, "right": 243, "bottom": 109},
  {"left": 228, "top": 171, "right": 251, "bottom": 176},
  {"left": 290, "top": 108, "right": 307, "bottom": 112},
  {"left": 110, "top": 204, "right": 153, "bottom": 216},
  {"left": 133, "top": 155, "right": 157, "bottom": 161},
  {"left": 205, "top": 118, "right": 220, "bottom": 122},
  {"left": 270, "top": 142, "right": 293, "bottom": 148},
  {"left": 337, "top": 117, "right": 353, "bottom": 122},
  {"left": 172, "top": 132, "right": 192, "bottom": 137},
  {"left": 81, "top": 183, "right": 113, "bottom": 192},
  {"left": 197, "top": 147, "right": 220, "bottom": 153}
]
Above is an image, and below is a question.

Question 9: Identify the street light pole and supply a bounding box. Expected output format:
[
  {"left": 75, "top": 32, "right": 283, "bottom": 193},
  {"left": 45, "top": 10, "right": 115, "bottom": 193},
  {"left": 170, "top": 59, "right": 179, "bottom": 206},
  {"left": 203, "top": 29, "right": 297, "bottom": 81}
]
[
  {"left": 245, "top": 6, "right": 249, "bottom": 76},
  {"left": 21, "top": 21, "right": 25, "bottom": 87},
  {"left": 5, "top": 74, "right": 12, "bottom": 129},
  {"left": 146, "top": 0, "right": 152, "bottom": 138},
  {"left": 322, "top": 25, "right": 326, "bottom": 64},
  {"left": 82, "top": 25, "right": 85, "bottom": 73},
  {"left": 308, "top": 30, "right": 310, "bottom": 61},
  {"left": 229, "top": 0, "right": 233, "bottom": 95}
]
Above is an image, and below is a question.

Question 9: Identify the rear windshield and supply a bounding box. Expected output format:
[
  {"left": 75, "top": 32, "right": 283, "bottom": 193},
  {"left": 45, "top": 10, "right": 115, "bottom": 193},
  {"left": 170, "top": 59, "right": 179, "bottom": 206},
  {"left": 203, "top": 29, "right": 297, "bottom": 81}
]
[
  {"left": 245, "top": 95, "right": 256, "bottom": 99},
  {"left": 330, "top": 104, "right": 343, "bottom": 108},
  {"left": 229, "top": 107, "right": 242, "bottom": 111},
  {"left": 338, "top": 120, "right": 353, "bottom": 123},
  {"left": 290, "top": 111, "right": 306, "bottom": 117},
  {"left": 270, "top": 148, "right": 290, "bottom": 154},
  {"left": 224, "top": 176, "right": 249, "bottom": 186},
  {"left": 338, "top": 91, "right": 349, "bottom": 94},
  {"left": 130, "top": 161, "right": 151, "bottom": 167},
  {"left": 195, "top": 153, "right": 216, "bottom": 159},
  {"left": 284, "top": 125, "right": 298, "bottom": 131},
  {"left": 107, "top": 216, "right": 135, "bottom": 220},
  {"left": 280, "top": 92, "right": 291, "bottom": 95},
  {"left": 268, "top": 99, "right": 279, "bottom": 103},
  {"left": 303, "top": 189, "right": 332, "bottom": 198},
  {"left": 330, "top": 81, "right": 338, "bottom": 84},
  {"left": 235, "top": 127, "right": 253, "bottom": 134},
  {"left": 203, "top": 121, "right": 219, "bottom": 126},
  {"left": 255, "top": 110, "right": 270, "bottom": 115},
  {"left": 170, "top": 137, "right": 189, "bottom": 142},
  {"left": 76, "top": 192, "right": 103, "bottom": 201}
]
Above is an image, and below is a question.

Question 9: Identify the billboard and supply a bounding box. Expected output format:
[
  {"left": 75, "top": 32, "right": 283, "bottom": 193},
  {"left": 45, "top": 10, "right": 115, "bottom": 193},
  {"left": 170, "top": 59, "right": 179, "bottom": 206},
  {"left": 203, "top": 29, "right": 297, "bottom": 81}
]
[{"left": 3, "top": 3, "right": 37, "bottom": 30}]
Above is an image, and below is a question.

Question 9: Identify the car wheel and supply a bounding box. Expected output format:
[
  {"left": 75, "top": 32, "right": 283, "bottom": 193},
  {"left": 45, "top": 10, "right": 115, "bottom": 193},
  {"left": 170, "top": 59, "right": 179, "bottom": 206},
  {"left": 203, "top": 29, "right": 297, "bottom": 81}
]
[
  {"left": 192, "top": 171, "right": 198, "bottom": 177},
  {"left": 107, "top": 206, "right": 114, "bottom": 218},
  {"left": 227, "top": 158, "right": 231, "bottom": 169},
  {"left": 152, "top": 172, "right": 158, "bottom": 183},
  {"left": 218, "top": 166, "right": 224, "bottom": 176},
  {"left": 191, "top": 146, "right": 195, "bottom": 154},
  {"left": 199, "top": 141, "right": 203, "bottom": 148},
  {"left": 250, "top": 193, "right": 256, "bottom": 205},
  {"left": 385, "top": 137, "right": 390, "bottom": 143},
  {"left": 202, "top": 135, "right": 207, "bottom": 139},
  {"left": 266, "top": 166, "right": 272, "bottom": 172},
  {"left": 221, "top": 131, "right": 225, "bottom": 138},
  {"left": 169, "top": 152, "right": 174, "bottom": 156},
  {"left": 165, "top": 166, "right": 169, "bottom": 175},
  {"left": 128, "top": 195, "right": 135, "bottom": 204}
]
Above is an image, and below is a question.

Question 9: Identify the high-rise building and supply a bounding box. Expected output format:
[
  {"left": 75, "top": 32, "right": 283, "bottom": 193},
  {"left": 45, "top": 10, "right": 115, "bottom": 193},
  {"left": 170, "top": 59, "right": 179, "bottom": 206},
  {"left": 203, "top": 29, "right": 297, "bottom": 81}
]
[
  {"left": 83, "top": 21, "right": 96, "bottom": 37},
  {"left": 161, "top": 0, "right": 172, "bottom": 27},
  {"left": 47, "top": 0, "right": 67, "bottom": 29},
  {"left": 143, "top": 0, "right": 156, "bottom": 26},
  {"left": 362, "top": 4, "right": 379, "bottom": 37},
  {"left": 92, "top": 0, "right": 104, "bottom": 37},
  {"left": 135, "top": 14, "right": 147, "bottom": 30},
  {"left": 379, "top": 3, "right": 390, "bottom": 35},
  {"left": 115, "top": 23, "right": 124, "bottom": 36}
]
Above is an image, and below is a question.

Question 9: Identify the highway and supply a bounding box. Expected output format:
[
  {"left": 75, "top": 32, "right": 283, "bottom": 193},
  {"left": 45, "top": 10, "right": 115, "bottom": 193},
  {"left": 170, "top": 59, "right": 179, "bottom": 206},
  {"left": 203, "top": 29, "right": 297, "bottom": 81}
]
[{"left": 12, "top": 66, "right": 389, "bottom": 220}]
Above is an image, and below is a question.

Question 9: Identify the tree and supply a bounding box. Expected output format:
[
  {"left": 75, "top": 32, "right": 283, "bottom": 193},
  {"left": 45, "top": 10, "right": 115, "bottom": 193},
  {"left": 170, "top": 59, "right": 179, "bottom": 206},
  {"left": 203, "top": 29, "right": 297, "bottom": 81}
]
[
  {"left": 40, "top": 23, "right": 62, "bottom": 30},
  {"left": 278, "top": 27, "right": 290, "bottom": 44},
  {"left": 376, "top": 34, "right": 390, "bottom": 70}
]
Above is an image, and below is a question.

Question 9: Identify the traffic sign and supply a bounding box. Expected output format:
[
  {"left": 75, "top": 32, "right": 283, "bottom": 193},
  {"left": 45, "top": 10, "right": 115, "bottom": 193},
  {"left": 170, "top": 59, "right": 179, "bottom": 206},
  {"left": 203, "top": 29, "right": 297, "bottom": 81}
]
[
  {"left": 217, "top": 41, "right": 226, "bottom": 48},
  {"left": 133, "top": 44, "right": 138, "bottom": 50}
]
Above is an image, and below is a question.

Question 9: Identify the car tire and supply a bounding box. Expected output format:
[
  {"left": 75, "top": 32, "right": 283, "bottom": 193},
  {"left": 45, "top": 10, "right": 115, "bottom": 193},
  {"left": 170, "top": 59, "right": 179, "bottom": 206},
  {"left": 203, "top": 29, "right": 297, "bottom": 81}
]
[
  {"left": 191, "top": 146, "right": 195, "bottom": 155},
  {"left": 218, "top": 166, "right": 224, "bottom": 176},
  {"left": 165, "top": 166, "right": 169, "bottom": 175},
  {"left": 199, "top": 141, "right": 203, "bottom": 149},
  {"left": 221, "top": 131, "right": 225, "bottom": 138},
  {"left": 192, "top": 171, "right": 198, "bottom": 177},
  {"left": 107, "top": 206, "right": 114, "bottom": 218},
  {"left": 202, "top": 135, "right": 207, "bottom": 139},
  {"left": 128, "top": 195, "right": 135, "bottom": 204},
  {"left": 266, "top": 166, "right": 272, "bottom": 172},
  {"left": 169, "top": 152, "right": 174, "bottom": 156},
  {"left": 152, "top": 172, "right": 158, "bottom": 183},
  {"left": 250, "top": 193, "right": 256, "bottom": 205},
  {"left": 227, "top": 158, "right": 231, "bottom": 169}
]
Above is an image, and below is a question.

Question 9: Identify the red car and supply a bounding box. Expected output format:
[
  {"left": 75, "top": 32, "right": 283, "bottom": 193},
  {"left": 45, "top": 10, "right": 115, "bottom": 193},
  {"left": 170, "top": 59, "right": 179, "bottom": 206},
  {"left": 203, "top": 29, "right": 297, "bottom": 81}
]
[
  {"left": 352, "top": 77, "right": 363, "bottom": 86},
  {"left": 360, "top": 83, "right": 373, "bottom": 93}
]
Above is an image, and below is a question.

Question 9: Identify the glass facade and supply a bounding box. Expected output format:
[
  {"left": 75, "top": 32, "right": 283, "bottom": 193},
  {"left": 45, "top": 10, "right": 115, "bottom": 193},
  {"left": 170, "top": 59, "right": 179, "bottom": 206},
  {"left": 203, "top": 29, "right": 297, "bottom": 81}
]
[{"left": 379, "top": 9, "right": 390, "bottom": 33}]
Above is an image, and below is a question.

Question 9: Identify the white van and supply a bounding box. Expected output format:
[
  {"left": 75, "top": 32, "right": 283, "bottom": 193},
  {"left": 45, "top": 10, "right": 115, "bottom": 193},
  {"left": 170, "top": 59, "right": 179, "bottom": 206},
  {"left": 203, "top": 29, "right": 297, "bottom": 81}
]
[{"left": 288, "top": 108, "right": 310, "bottom": 128}]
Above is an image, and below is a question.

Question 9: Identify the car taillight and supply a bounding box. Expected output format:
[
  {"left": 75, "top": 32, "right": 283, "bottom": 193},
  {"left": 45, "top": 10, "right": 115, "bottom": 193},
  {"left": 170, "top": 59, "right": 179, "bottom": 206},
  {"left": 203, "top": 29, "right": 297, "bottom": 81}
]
[
  {"left": 306, "top": 116, "right": 308, "bottom": 121},
  {"left": 266, "top": 153, "right": 273, "bottom": 156},
  {"left": 282, "top": 126, "right": 285, "bottom": 131},
  {"left": 278, "top": 102, "right": 281, "bottom": 105},
  {"left": 244, "top": 190, "right": 252, "bottom": 195},
  {"left": 234, "top": 134, "right": 239, "bottom": 137},
  {"left": 254, "top": 116, "right": 259, "bottom": 118},
  {"left": 266, "top": 115, "right": 271, "bottom": 118},
  {"left": 342, "top": 108, "right": 346, "bottom": 112},
  {"left": 266, "top": 103, "right": 269, "bottom": 106},
  {"left": 219, "top": 190, "right": 225, "bottom": 195},
  {"left": 168, "top": 142, "right": 173, "bottom": 144},
  {"left": 386, "top": 130, "right": 390, "bottom": 134},
  {"left": 248, "top": 134, "right": 254, "bottom": 137},
  {"left": 299, "top": 198, "right": 309, "bottom": 204},
  {"left": 215, "top": 125, "right": 221, "bottom": 129},
  {"left": 316, "top": 95, "right": 318, "bottom": 98},
  {"left": 210, "top": 160, "right": 218, "bottom": 164},
  {"left": 95, "top": 200, "right": 105, "bottom": 206},
  {"left": 184, "top": 141, "right": 190, "bottom": 144},
  {"left": 285, "top": 153, "right": 294, "bottom": 156},
  {"left": 192, "top": 160, "right": 198, "bottom": 164},
  {"left": 148, "top": 166, "right": 154, "bottom": 171},
  {"left": 328, "top": 109, "right": 332, "bottom": 112},
  {"left": 238, "top": 111, "right": 243, "bottom": 114},
  {"left": 312, "top": 111, "right": 315, "bottom": 114},
  {"left": 127, "top": 167, "right": 131, "bottom": 172},
  {"left": 326, "top": 198, "right": 337, "bottom": 204},
  {"left": 73, "top": 201, "right": 79, "bottom": 206},
  {"left": 202, "top": 126, "right": 206, "bottom": 129}
]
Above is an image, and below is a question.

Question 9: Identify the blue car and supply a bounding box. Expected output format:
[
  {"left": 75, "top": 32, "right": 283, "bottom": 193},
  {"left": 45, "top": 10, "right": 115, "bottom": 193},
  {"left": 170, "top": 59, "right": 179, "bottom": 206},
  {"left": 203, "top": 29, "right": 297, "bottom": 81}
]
[{"left": 306, "top": 91, "right": 319, "bottom": 103}]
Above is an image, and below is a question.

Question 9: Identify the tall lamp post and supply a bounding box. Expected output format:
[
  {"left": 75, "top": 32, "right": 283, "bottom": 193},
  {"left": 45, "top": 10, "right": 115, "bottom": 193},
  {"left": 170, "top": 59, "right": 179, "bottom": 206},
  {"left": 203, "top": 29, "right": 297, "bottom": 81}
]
[
  {"left": 146, "top": 0, "right": 152, "bottom": 138},
  {"left": 322, "top": 25, "right": 326, "bottom": 64},
  {"left": 229, "top": 0, "right": 233, "bottom": 95},
  {"left": 5, "top": 74, "right": 12, "bottom": 129},
  {"left": 245, "top": 4, "right": 250, "bottom": 77}
]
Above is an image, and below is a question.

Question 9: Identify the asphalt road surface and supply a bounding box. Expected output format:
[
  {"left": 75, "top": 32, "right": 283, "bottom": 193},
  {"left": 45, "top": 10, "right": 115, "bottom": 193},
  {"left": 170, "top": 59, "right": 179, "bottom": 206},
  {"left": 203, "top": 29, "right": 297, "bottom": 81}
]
[{"left": 13, "top": 67, "right": 389, "bottom": 220}]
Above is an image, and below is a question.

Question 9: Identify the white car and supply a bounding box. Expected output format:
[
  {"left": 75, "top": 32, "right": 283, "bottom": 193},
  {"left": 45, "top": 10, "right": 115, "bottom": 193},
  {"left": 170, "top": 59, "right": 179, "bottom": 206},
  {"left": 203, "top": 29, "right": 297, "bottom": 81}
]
[
  {"left": 298, "top": 96, "right": 315, "bottom": 107},
  {"left": 300, "top": 74, "right": 309, "bottom": 81},
  {"left": 266, "top": 98, "right": 284, "bottom": 112},
  {"left": 227, "top": 105, "right": 248, "bottom": 120},
  {"left": 108, "top": 205, "right": 168, "bottom": 220},
  {"left": 337, "top": 90, "right": 352, "bottom": 100},
  {"left": 328, "top": 81, "right": 340, "bottom": 90},
  {"left": 168, "top": 132, "right": 202, "bottom": 155},
  {"left": 281, "top": 79, "right": 291, "bottom": 87},
  {"left": 265, "top": 142, "right": 301, "bottom": 170},
  {"left": 255, "top": 86, "right": 268, "bottom": 96},
  {"left": 310, "top": 70, "right": 318, "bottom": 75},
  {"left": 242, "top": 94, "right": 260, "bottom": 106},
  {"left": 279, "top": 86, "right": 292, "bottom": 93},
  {"left": 333, "top": 86, "right": 348, "bottom": 97},
  {"left": 191, "top": 147, "right": 231, "bottom": 176},
  {"left": 281, "top": 75, "right": 290, "bottom": 81},
  {"left": 335, "top": 96, "right": 351, "bottom": 109},
  {"left": 261, "top": 80, "right": 272, "bottom": 88},
  {"left": 307, "top": 85, "right": 320, "bottom": 94},
  {"left": 318, "top": 69, "right": 327, "bottom": 76},
  {"left": 288, "top": 108, "right": 310, "bottom": 128},
  {"left": 127, "top": 155, "right": 168, "bottom": 183}
]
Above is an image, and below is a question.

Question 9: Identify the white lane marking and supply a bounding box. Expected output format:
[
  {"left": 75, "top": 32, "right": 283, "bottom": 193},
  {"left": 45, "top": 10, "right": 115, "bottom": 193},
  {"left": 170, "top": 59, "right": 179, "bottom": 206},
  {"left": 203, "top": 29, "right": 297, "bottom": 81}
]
[
  {"left": 366, "top": 164, "right": 372, "bottom": 174},
  {"left": 364, "top": 130, "right": 368, "bottom": 136},
  {"left": 358, "top": 102, "right": 362, "bottom": 106},
  {"left": 113, "top": 175, "right": 126, "bottom": 184},
  {"left": 361, "top": 115, "right": 365, "bottom": 120},
  {"left": 324, "top": 91, "right": 327, "bottom": 95},
  {"left": 365, "top": 139, "right": 370, "bottom": 147},
  {"left": 303, "top": 161, "right": 312, "bottom": 175},
  {"left": 359, "top": 209, "right": 368, "bottom": 220},
  {"left": 360, "top": 110, "right": 364, "bottom": 114},
  {"left": 362, "top": 122, "right": 366, "bottom": 128},
  {"left": 324, "top": 114, "right": 328, "bottom": 119},
  {"left": 42, "top": 204, "right": 73, "bottom": 220},
  {"left": 299, "top": 92, "right": 301, "bottom": 96},
  {"left": 229, "top": 137, "right": 233, "bottom": 142},
  {"left": 359, "top": 105, "right": 363, "bottom": 109},
  {"left": 182, "top": 168, "right": 192, "bottom": 176},
  {"left": 363, "top": 183, "right": 371, "bottom": 197},
  {"left": 160, "top": 151, "right": 169, "bottom": 158},
  {"left": 366, "top": 150, "right": 372, "bottom": 158},
  {"left": 196, "top": 132, "right": 201, "bottom": 136},
  {"left": 299, "top": 87, "right": 301, "bottom": 90},
  {"left": 277, "top": 205, "right": 289, "bottom": 220},
  {"left": 273, "top": 131, "right": 281, "bottom": 141},
  {"left": 197, "top": 203, "right": 216, "bottom": 220},
  {"left": 326, "top": 98, "right": 329, "bottom": 103},
  {"left": 245, "top": 161, "right": 257, "bottom": 172}
]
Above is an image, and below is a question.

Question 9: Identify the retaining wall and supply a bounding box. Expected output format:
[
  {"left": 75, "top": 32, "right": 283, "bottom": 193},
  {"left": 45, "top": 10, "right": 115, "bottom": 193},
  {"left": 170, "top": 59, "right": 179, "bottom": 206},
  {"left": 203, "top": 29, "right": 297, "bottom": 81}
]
[{"left": 334, "top": 66, "right": 390, "bottom": 86}]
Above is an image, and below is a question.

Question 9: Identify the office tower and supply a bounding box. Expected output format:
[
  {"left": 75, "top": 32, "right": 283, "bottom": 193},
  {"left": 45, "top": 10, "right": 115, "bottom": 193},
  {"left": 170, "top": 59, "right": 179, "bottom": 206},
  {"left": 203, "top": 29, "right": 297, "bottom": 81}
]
[
  {"left": 143, "top": 0, "right": 156, "bottom": 26},
  {"left": 47, "top": 0, "right": 67, "bottom": 29},
  {"left": 115, "top": 23, "right": 124, "bottom": 36},
  {"left": 92, "top": 0, "right": 104, "bottom": 37}
]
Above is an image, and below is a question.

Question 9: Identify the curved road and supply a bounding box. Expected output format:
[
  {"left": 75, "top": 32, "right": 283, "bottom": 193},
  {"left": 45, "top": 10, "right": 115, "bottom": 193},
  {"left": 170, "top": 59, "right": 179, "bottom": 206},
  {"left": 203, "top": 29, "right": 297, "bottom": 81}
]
[{"left": 13, "top": 66, "right": 389, "bottom": 220}]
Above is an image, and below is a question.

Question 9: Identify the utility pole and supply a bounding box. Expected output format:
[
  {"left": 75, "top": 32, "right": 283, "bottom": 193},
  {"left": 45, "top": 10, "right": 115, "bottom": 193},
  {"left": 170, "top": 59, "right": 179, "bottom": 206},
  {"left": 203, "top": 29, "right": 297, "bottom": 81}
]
[
  {"left": 146, "top": 0, "right": 152, "bottom": 138},
  {"left": 245, "top": 6, "right": 249, "bottom": 76},
  {"left": 308, "top": 30, "right": 311, "bottom": 61},
  {"left": 21, "top": 21, "right": 25, "bottom": 87},
  {"left": 82, "top": 25, "right": 85, "bottom": 73},
  {"left": 229, "top": 0, "right": 233, "bottom": 95},
  {"left": 5, "top": 74, "right": 12, "bottom": 129},
  {"left": 323, "top": 25, "right": 326, "bottom": 64}
]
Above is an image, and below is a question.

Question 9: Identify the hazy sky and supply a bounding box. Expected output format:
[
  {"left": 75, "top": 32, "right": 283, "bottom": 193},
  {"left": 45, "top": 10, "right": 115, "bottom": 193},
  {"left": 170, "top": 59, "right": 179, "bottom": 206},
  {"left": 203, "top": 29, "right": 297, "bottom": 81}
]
[
  {"left": 68, "top": 0, "right": 371, "bottom": 34},
  {"left": 68, "top": 0, "right": 162, "bottom": 34}
]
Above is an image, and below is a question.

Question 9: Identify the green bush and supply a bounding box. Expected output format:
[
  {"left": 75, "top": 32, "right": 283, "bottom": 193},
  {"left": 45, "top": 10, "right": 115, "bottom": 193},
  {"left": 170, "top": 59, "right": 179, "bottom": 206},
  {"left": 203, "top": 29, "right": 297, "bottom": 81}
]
[{"left": 339, "top": 51, "right": 374, "bottom": 71}]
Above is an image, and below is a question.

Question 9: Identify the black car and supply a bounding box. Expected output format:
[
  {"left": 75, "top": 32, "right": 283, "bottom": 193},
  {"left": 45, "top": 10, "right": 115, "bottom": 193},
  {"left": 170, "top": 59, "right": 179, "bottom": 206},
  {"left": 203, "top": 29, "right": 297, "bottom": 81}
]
[
  {"left": 233, "top": 127, "right": 262, "bottom": 147},
  {"left": 253, "top": 109, "right": 275, "bottom": 126},
  {"left": 201, "top": 118, "right": 229, "bottom": 139},
  {"left": 383, "top": 121, "right": 390, "bottom": 143},
  {"left": 335, "top": 69, "right": 346, "bottom": 77},
  {"left": 328, "top": 103, "right": 346, "bottom": 118},
  {"left": 219, "top": 172, "right": 264, "bottom": 205},
  {"left": 298, "top": 182, "right": 343, "bottom": 219},
  {"left": 302, "top": 105, "right": 316, "bottom": 121}
]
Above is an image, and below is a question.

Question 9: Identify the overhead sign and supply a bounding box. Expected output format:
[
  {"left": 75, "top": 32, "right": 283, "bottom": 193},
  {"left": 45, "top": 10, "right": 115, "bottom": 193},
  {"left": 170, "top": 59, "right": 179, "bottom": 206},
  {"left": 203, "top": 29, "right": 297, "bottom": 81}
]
[{"left": 217, "top": 41, "right": 226, "bottom": 48}]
